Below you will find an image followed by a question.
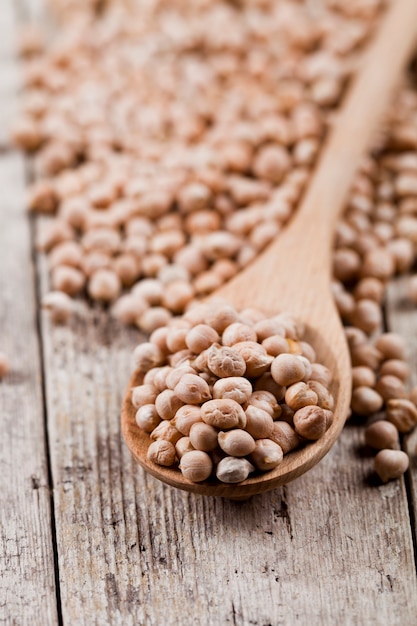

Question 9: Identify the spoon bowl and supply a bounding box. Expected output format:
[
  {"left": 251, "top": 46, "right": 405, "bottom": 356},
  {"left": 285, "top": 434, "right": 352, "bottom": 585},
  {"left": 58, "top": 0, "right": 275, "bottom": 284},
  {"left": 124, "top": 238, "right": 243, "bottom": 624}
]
[{"left": 121, "top": 0, "right": 417, "bottom": 496}]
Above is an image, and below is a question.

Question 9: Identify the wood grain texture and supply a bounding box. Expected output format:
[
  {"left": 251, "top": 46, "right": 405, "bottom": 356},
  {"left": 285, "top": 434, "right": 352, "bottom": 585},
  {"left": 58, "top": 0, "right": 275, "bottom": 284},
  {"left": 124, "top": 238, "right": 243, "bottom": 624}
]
[
  {"left": 0, "top": 2, "right": 58, "bottom": 616},
  {"left": 385, "top": 277, "right": 417, "bottom": 554}
]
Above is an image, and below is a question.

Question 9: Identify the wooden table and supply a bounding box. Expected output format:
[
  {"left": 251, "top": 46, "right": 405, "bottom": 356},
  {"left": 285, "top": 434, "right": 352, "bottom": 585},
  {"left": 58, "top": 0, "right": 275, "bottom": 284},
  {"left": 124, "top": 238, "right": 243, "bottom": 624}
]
[{"left": 1, "top": 1, "right": 417, "bottom": 624}]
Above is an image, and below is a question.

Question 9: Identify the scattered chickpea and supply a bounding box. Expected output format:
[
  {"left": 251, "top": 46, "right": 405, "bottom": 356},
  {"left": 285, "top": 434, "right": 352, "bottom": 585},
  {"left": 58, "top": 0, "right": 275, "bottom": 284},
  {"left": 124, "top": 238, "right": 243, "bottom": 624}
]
[
  {"left": 374, "top": 449, "right": 409, "bottom": 483},
  {"left": 0, "top": 353, "right": 10, "bottom": 379},
  {"left": 365, "top": 421, "right": 399, "bottom": 450},
  {"left": 351, "top": 386, "right": 384, "bottom": 416},
  {"left": 386, "top": 399, "right": 417, "bottom": 433}
]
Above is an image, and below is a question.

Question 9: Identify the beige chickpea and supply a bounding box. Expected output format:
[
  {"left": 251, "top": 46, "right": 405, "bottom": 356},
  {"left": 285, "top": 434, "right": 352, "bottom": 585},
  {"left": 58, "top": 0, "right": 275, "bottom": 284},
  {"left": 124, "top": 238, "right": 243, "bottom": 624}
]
[
  {"left": 136, "top": 404, "right": 161, "bottom": 433},
  {"left": 36, "top": 219, "right": 75, "bottom": 253},
  {"left": 350, "top": 344, "right": 382, "bottom": 370},
  {"left": 333, "top": 248, "right": 361, "bottom": 282},
  {"left": 353, "top": 277, "right": 384, "bottom": 304},
  {"left": 207, "top": 344, "right": 246, "bottom": 378},
  {"left": 350, "top": 299, "right": 382, "bottom": 334},
  {"left": 166, "top": 327, "right": 188, "bottom": 353},
  {"left": 305, "top": 380, "right": 334, "bottom": 410},
  {"left": 345, "top": 327, "right": 368, "bottom": 349},
  {"left": 254, "top": 318, "right": 285, "bottom": 342},
  {"left": 165, "top": 366, "right": 197, "bottom": 391},
  {"left": 132, "top": 384, "right": 158, "bottom": 409},
  {"left": 155, "top": 390, "right": 183, "bottom": 420},
  {"left": 232, "top": 341, "right": 272, "bottom": 377},
  {"left": 218, "top": 430, "right": 256, "bottom": 457},
  {"left": 211, "top": 259, "right": 238, "bottom": 281},
  {"left": 216, "top": 457, "right": 254, "bottom": 483},
  {"left": 361, "top": 247, "right": 395, "bottom": 281},
  {"left": 269, "top": 422, "right": 300, "bottom": 454},
  {"left": 247, "top": 391, "right": 281, "bottom": 419},
  {"left": 262, "top": 335, "right": 290, "bottom": 357},
  {"left": 365, "top": 421, "right": 399, "bottom": 451},
  {"left": 169, "top": 349, "right": 195, "bottom": 368},
  {"left": 375, "top": 375, "right": 406, "bottom": 401},
  {"left": 375, "top": 333, "right": 407, "bottom": 361},
  {"left": 193, "top": 271, "right": 223, "bottom": 295},
  {"left": 271, "top": 353, "right": 306, "bottom": 386},
  {"left": 293, "top": 406, "right": 328, "bottom": 440},
  {"left": 244, "top": 406, "right": 274, "bottom": 439},
  {"left": 351, "top": 366, "right": 376, "bottom": 389},
  {"left": 174, "top": 374, "right": 211, "bottom": 404},
  {"left": 88, "top": 269, "right": 122, "bottom": 302},
  {"left": 212, "top": 377, "right": 253, "bottom": 405},
  {"left": 82, "top": 252, "right": 112, "bottom": 278},
  {"left": 0, "top": 353, "right": 10, "bottom": 378},
  {"left": 250, "top": 439, "right": 283, "bottom": 471},
  {"left": 222, "top": 323, "right": 257, "bottom": 346},
  {"left": 252, "top": 144, "right": 291, "bottom": 184},
  {"left": 178, "top": 182, "right": 212, "bottom": 214},
  {"left": 374, "top": 449, "right": 409, "bottom": 483},
  {"left": 132, "top": 279, "right": 163, "bottom": 305},
  {"left": 149, "top": 326, "right": 170, "bottom": 354},
  {"left": 172, "top": 405, "right": 202, "bottom": 436},
  {"left": 133, "top": 343, "right": 165, "bottom": 374},
  {"left": 113, "top": 254, "right": 141, "bottom": 287},
  {"left": 189, "top": 422, "right": 219, "bottom": 452},
  {"left": 138, "top": 307, "right": 172, "bottom": 333},
  {"left": 298, "top": 341, "right": 316, "bottom": 363},
  {"left": 51, "top": 265, "right": 85, "bottom": 296},
  {"left": 185, "top": 325, "right": 219, "bottom": 353},
  {"left": 379, "top": 359, "right": 410, "bottom": 382},
  {"left": 179, "top": 450, "right": 213, "bottom": 482},
  {"left": 147, "top": 440, "right": 177, "bottom": 467},
  {"left": 111, "top": 294, "right": 149, "bottom": 326},
  {"left": 150, "top": 420, "right": 182, "bottom": 445},
  {"left": 174, "top": 244, "right": 208, "bottom": 275},
  {"left": 204, "top": 304, "right": 240, "bottom": 333},
  {"left": 253, "top": 373, "right": 286, "bottom": 401},
  {"left": 42, "top": 290, "right": 74, "bottom": 324},
  {"left": 201, "top": 399, "right": 246, "bottom": 430},
  {"left": 386, "top": 399, "right": 417, "bottom": 433},
  {"left": 48, "top": 241, "right": 83, "bottom": 270},
  {"left": 175, "top": 437, "right": 195, "bottom": 459},
  {"left": 351, "top": 386, "right": 384, "bottom": 416},
  {"left": 285, "top": 382, "right": 318, "bottom": 411}
]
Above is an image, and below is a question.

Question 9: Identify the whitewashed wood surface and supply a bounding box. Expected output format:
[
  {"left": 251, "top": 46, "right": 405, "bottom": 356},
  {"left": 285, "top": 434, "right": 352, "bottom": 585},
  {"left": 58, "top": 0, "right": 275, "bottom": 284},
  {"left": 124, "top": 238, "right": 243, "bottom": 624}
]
[{"left": 1, "top": 0, "right": 416, "bottom": 624}]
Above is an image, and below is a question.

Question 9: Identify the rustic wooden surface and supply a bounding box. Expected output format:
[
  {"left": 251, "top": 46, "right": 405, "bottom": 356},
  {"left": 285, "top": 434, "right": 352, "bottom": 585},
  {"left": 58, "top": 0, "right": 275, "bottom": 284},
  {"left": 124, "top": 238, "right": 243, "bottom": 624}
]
[{"left": 1, "top": 0, "right": 417, "bottom": 624}]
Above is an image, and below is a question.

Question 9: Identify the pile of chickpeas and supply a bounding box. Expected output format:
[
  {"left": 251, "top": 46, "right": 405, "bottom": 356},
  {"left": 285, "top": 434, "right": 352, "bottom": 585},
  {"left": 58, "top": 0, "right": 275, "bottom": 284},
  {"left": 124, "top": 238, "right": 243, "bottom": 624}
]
[
  {"left": 13, "top": 0, "right": 417, "bottom": 483},
  {"left": 14, "top": 0, "right": 383, "bottom": 329},
  {"left": 131, "top": 302, "right": 334, "bottom": 483}
]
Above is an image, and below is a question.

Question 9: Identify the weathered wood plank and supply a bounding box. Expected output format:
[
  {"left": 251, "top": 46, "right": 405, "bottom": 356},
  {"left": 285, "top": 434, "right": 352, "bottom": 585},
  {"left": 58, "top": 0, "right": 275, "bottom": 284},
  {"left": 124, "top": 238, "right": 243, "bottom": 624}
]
[
  {"left": 385, "top": 277, "right": 417, "bottom": 551},
  {"left": 0, "top": 93, "right": 58, "bottom": 626}
]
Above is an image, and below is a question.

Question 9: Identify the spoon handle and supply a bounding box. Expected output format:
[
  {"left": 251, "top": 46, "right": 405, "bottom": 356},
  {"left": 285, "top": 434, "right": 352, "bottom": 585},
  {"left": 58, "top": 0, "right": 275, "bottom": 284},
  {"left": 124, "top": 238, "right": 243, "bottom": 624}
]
[{"left": 295, "top": 0, "right": 417, "bottom": 243}]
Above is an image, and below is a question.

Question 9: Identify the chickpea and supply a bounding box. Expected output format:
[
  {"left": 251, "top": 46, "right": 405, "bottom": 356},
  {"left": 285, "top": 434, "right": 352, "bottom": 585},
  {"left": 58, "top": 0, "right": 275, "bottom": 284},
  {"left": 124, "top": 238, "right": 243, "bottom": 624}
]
[
  {"left": 375, "top": 375, "right": 407, "bottom": 401},
  {"left": 180, "top": 450, "right": 213, "bottom": 482},
  {"left": 250, "top": 439, "right": 283, "bottom": 471},
  {"left": 174, "top": 374, "right": 211, "bottom": 404},
  {"left": 232, "top": 341, "right": 272, "bottom": 377},
  {"left": 207, "top": 344, "right": 246, "bottom": 378},
  {"left": 244, "top": 406, "right": 274, "bottom": 439},
  {"left": 351, "top": 387, "right": 384, "bottom": 416},
  {"left": 269, "top": 422, "right": 300, "bottom": 454},
  {"left": 133, "top": 343, "right": 165, "bottom": 374},
  {"left": 212, "top": 377, "right": 253, "bottom": 405},
  {"left": 185, "top": 325, "right": 220, "bottom": 353},
  {"left": 271, "top": 353, "right": 306, "bottom": 386},
  {"left": 351, "top": 366, "right": 376, "bottom": 389},
  {"left": 172, "top": 405, "right": 202, "bottom": 436},
  {"left": 155, "top": 390, "right": 184, "bottom": 420},
  {"left": 88, "top": 269, "right": 121, "bottom": 302},
  {"left": 386, "top": 399, "right": 417, "bottom": 433},
  {"left": 201, "top": 399, "right": 246, "bottom": 430},
  {"left": 222, "top": 323, "right": 257, "bottom": 346},
  {"left": 374, "top": 449, "right": 409, "bottom": 483},
  {"left": 365, "top": 421, "right": 399, "bottom": 450},
  {"left": 132, "top": 384, "right": 158, "bottom": 408},
  {"left": 216, "top": 457, "right": 255, "bottom": 484},
  {"left": 147, "top": 440, "right": 177, "bottom": 467},
  {"left": 293, "top": 406, "right": 328, "bottom": 440},
  {"left": 379, "top": 359, "right": 410, "bottom": 382},
  {"left": 136, "top": 404, "right": 161, "bottom": 433},
  {"left": 218, "top": 430, "right": 256, "bottom": 457},
  {"left": 189, "top": 422, "right": 219, "bottom": 452},
  {"left": 375, "top": 333, "right": 407, "bottom": 361},
  {"left": 150, "top": 420, "right": 182, "bottom": 445},
  {"left": 175, "top": 437, "right": 195, "bottom": 459},
  {"left": 285, "top": 382, "right": 318, "bottom": 411},
  {"left": 51, "top": 265, "right": 85, "bottom": 296},
  {"left": 253, "top": 373, "right": 286, "bottom": 401},
  {"left": 262, "top": 335, "right": 290, "bottom": 357},
  {"left": 247, "top": 391, "right": 281, "bottom": 419},
  {"left": 42, "top": 290, "right": 74, "bottom": 323},
  {"left": 306, "top": 381, "right": 334, "bottom": 410}
]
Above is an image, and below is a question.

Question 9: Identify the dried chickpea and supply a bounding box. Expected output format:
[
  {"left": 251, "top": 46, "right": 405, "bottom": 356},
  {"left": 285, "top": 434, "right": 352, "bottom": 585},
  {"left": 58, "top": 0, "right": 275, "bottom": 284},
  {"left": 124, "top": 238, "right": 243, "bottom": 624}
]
[
  {"left": 351, "top": 387, "right": 384, "bottom": 416},
  {"left": 155, "top": 390, "right": 183, "bottom": 420},
  {"left": 285, "top": 382, "right": 318, "bottom": 411},
  {"left": 374, "top": 449, "right": 409, "bottom": 483},
  {"left": 386, "top": 399, "right": 417, "bottom": 433},
  {"left": 365, "top": 421, "right": 399, "bottom": 450},
  {"left": 269, "top": 422, "right": 301, "bottom": 454},
  {"left": 185, "top": 325, "right": 219, "bottom": 353},
  {"left": 306, "top": 381, "right": 334, "bottom": 410},
  {"left": 172, "top": 405, "right": 202, "bottom": 436},
  {"left": 232, "top": 341, "right": 272, "bottom": 377},
  {"left": 375, "top": 333, "right": 407, "bottom": 361},
  {"left": 271, "top": 353, "right": 306, "bottom": 386},
  {"left": 189, "top": 422, "right": 219, "bottom": 452},
  {"left": 88, "top": 269, "right": 121, "bottom": 302},
  {"left": 174, "top": 374, "right": 211, "bottom": 404},
  {"left": 379, "top": 359, "right": 410, "bottom": 382},
  {"left": 262, "top": 335, "right": 290, "bottom": 357},
  {"left": 207, "top": 344, "right": 246, "bottom": 378},
  {"left": 212, "top": 377, "right": 252, "bottom": 405},
  {"left": 216, "top": 457, "right": 254, "bottom": 484},
  {"left": 51, "top": 265, "right": 85, "bottom": 296},
  {"left": 244, "top": 406, "right": 274, "bottom": 439},
  {"left": 132, "top": 385, "right": 158, "bottom": 409},
  {"left": 250, "top": 439, "right": 283, "bottom": 471},
  {"left": 201, "top": 399, "right": 246, "bottom": 430},
  {"left": 150, "top": 420, "right": 182, "bottom": 445},
  {"left": 375, "top": 375, "right": 406, "bottom": 401},
  {"left": 293, "top": 406, "right": 328, "bottom": 440},
  {"left": 222, "top": 323, "right": 257, "bottom": 346},
  {"left": 247, "top": 391, "right": 281, "bottom": 419},
  {"left": 175, "top": 437, "right": 195, "bottom": 459},
  {"left": 218, "top": 430, "right": 256, "bottom": 457},
  {"left": 147, "top": 440, "right": 177, "bottom": 467},
  {"left": 351, "top": 366, "right": 376, "bottom": 389},
  {"left": 133, "top": 343, "right": 165, "bottom": 374},
  {"left": 0, "top": 353, "right": 10, "bottom": 379},
  {"left": 180, "top": 450, "right": 213, "bottom": 482},
  {"left": 136, "top": 404, "right": 161, "bottom": 433}
]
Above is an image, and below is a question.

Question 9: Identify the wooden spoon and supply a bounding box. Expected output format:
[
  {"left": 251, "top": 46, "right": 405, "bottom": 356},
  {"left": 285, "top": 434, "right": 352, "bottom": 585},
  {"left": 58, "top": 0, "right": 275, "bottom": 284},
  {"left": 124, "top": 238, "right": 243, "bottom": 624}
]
[{"left": 122, "top": 0, "right": 417, "bottom": 497}]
